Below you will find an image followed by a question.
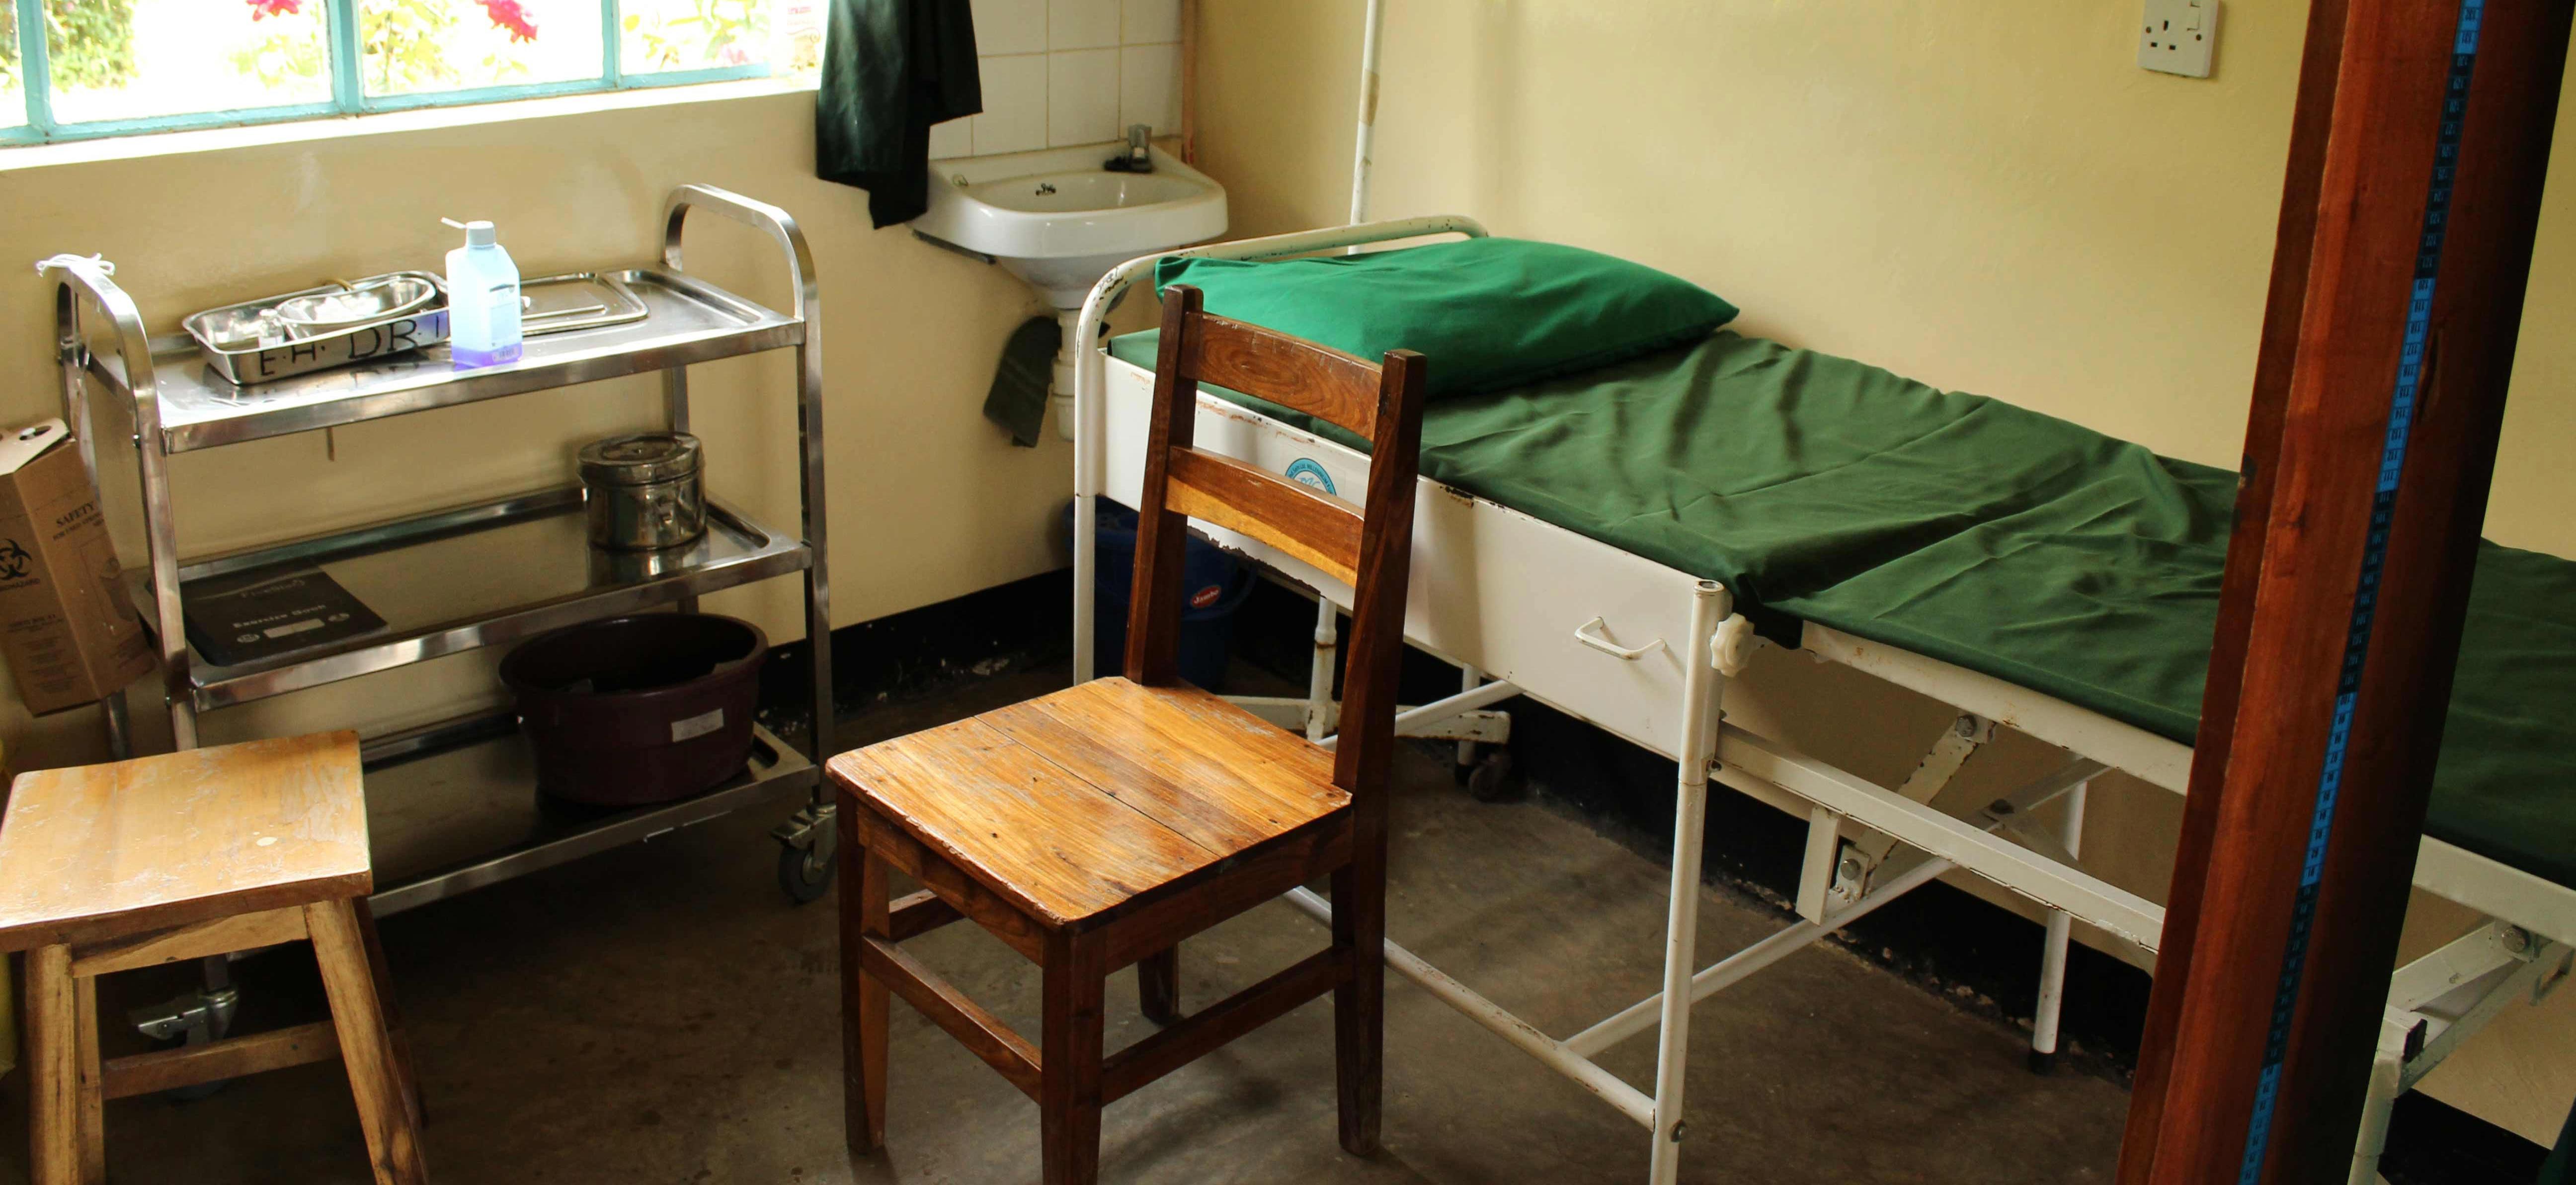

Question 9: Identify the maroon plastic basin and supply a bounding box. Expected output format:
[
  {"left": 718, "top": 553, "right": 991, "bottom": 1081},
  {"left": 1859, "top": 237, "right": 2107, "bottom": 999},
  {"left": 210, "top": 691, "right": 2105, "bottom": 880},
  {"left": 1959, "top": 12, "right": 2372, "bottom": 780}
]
[{"left": 498, "top": 613, "right": 768, "bottom": 806}]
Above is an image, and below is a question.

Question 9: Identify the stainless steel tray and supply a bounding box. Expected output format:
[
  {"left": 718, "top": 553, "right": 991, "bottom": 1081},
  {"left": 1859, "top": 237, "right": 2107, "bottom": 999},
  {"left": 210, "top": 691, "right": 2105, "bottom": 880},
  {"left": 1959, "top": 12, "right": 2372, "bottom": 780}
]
[
  {"left": 522, "top": 271, "right": 649, "bottom": 336},
  {"left": 142, "top": 267, "right": 799, "bottom": 453},
  {"left": 183, "top": 271, "right": 451, "bottom": 387}
]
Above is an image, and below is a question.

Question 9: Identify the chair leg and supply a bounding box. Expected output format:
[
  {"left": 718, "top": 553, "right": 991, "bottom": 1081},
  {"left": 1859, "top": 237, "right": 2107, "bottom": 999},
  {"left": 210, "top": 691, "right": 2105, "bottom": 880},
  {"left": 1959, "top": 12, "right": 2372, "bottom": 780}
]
[
  {"left": 308, "top": 900, "right": 431, "bottom": 1185},
  {"left": 1332, "top": 854, "right": 1386, "bottom": 1157},
  {"left": 840, "top": 804, "right": 889, "bottom": 1155},
  {"left": 1138, "top": 945, "right": 1181, "bottom": 1026},
  {"left": 25, "top": 944, "right": 88, "bottom": 1185},
  {"left": 353, "top": 899, "right": 427, "bottom": 1133},
  {"left": 73, "top": 974, "right": 104, "bottom": 1183},
  {"left": 1041, "top": 933, "right": 1107, "bottom": 1185}
]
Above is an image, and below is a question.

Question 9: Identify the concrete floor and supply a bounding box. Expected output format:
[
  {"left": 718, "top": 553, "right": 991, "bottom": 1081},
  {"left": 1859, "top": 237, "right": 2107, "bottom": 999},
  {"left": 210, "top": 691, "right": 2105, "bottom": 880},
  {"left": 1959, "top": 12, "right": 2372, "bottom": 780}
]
[{"left": 7, "top": 670, "right": 2129, "bottom": 1183}]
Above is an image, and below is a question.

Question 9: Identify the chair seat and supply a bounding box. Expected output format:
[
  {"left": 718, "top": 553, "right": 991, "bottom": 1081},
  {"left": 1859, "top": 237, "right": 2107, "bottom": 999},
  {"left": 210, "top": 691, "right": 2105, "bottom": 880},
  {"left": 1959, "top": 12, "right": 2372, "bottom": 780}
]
[
  {"left": 830, "top": 677, "right": 1350, "bottom": 931},
  {"left": 0, "top": 731, "right": 371, "bottom": 952}
]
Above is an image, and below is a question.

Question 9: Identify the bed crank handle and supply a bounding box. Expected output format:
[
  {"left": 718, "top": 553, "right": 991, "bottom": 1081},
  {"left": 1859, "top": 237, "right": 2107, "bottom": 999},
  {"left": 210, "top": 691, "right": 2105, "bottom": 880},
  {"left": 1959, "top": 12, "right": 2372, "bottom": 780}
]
[
  {"left": 1712, "top": 614, "right": 1758, "bottom": 677},
  {"left": 1574, "top": 616, "right": 1667, "bottom": 661}
]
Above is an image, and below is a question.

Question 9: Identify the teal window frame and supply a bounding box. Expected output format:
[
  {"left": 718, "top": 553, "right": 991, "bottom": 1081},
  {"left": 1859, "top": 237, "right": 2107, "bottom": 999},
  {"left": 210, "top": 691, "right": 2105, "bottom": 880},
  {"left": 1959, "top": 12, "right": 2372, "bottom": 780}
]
[{"left": 2, "top": 0, "right": 772, "bottom": 146}]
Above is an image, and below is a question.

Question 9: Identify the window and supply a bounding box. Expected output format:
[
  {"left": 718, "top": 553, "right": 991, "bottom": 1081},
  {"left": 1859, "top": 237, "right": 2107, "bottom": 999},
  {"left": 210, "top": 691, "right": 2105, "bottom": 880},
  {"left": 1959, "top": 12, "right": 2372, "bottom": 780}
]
[{"left": 0, "top": 0, "right": 822, "bottom": 145}]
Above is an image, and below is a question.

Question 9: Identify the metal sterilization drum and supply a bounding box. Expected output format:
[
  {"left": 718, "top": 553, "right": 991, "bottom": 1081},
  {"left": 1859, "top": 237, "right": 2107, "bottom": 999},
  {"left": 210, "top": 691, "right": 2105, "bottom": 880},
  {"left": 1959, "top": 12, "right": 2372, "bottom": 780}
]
[{"left": 579, "top": 431, "right": 706, "bottom": 550}]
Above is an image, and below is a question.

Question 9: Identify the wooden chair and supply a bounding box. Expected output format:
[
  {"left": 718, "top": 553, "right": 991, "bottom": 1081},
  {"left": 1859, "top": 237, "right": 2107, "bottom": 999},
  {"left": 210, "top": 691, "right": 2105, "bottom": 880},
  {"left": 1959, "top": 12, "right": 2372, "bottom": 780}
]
[
  {"left": 0, "top": 731, "right": 428, "bottom": 1185},
  {"left": 830, "top": 284, "right": 1427, "bottom": 1183}
]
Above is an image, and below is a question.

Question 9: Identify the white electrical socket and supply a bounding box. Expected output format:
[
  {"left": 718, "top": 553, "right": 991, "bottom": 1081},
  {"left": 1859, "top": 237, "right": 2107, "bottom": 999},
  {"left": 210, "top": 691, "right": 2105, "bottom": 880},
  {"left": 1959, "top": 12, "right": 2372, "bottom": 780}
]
[{"left": 2139, "top": 0, "right": 2217, "bottom": 79}]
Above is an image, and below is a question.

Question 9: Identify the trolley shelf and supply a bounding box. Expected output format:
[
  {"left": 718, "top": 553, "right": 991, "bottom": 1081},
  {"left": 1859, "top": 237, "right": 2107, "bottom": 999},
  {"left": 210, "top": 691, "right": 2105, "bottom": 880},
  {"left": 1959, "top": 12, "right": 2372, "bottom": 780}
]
[
  {"left": 360, "top": 716, "right": 819, "bottom": 917},
  {"left": 130, "top": 486, "right": 809, "bottom": 711},
  {"left": 110, "top": 268, "right": 801, "bottom": 453}
]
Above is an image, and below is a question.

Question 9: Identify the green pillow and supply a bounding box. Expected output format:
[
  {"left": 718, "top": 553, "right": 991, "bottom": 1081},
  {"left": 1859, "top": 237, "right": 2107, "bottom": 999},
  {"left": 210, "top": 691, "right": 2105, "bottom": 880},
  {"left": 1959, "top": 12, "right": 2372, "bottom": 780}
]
[{"left": 1153, "top": 237, "right": 1739, "bottom": 398}]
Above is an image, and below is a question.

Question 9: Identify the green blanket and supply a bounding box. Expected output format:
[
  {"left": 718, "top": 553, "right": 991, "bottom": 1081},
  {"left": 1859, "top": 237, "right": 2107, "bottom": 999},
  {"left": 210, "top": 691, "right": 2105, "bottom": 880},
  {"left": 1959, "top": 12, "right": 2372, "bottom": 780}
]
[{"left": 1109, "top": 329, "right": 2576, "bottom": 890}]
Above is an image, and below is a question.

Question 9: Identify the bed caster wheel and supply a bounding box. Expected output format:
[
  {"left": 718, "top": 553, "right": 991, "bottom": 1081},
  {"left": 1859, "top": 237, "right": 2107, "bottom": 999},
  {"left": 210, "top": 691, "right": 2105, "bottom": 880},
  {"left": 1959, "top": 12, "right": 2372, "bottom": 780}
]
[
  {"left": 779, "top": 841, "right": 838, "bottom": 904},
  {"left": 1462, "top": 750, "right": 1523, "bottom": 803}
]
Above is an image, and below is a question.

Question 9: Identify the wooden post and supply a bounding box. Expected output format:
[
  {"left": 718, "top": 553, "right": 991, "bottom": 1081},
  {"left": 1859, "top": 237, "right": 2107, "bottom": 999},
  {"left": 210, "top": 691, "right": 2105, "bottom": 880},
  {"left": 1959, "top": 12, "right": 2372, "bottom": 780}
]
[
  {"left": 2118, "top": 1, "right": 2572, "bottom": 1182},
  {"left": 2116, "top": 0, "right": 2350, "bottom": 1177}
]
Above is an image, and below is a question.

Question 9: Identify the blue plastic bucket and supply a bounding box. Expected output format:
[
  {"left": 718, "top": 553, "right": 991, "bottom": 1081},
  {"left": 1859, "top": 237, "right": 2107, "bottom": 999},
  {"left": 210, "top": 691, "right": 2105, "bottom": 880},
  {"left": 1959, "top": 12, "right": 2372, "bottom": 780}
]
[{"left": 1067, "top": 499, "right": 1252, "bottom": 689}]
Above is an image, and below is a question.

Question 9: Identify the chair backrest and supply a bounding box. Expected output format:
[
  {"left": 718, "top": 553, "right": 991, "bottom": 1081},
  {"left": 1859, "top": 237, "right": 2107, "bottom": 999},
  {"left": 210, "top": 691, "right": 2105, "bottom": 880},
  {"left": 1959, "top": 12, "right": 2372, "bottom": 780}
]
[{"left": 1125, "top": 284, "right": 1429, "bottom": 795}]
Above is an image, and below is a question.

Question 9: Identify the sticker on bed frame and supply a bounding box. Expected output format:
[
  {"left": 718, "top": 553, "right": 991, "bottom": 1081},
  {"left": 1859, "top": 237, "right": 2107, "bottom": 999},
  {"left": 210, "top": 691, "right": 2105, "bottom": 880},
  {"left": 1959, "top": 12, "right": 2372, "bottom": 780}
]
[
  {"left": 1285, "top": 458, "right": 1337, "bottom": 496},
  {"left": 2238, "top": 1, "right": 2483, "bottom": 1178}
]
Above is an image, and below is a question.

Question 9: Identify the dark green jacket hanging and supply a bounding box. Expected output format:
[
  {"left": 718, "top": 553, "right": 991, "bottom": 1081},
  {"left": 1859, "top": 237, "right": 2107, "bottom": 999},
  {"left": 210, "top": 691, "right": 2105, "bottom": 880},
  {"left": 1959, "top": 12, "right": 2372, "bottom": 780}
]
[{"left": 816, "top": 0, "right": 981, "bottom": 228}]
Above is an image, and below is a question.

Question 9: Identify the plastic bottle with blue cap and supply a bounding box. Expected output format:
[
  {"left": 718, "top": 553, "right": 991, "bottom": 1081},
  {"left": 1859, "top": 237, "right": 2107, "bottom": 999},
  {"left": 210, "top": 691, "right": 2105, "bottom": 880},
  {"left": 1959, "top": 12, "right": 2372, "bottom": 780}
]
[{"left": 442, "top": 217, "right": 523, "bottom": 369}]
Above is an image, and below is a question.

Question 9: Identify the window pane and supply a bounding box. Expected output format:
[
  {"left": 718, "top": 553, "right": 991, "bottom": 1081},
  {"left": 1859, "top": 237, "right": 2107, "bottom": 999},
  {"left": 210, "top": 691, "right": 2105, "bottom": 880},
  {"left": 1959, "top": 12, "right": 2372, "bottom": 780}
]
[
  {"left": 775, "top": 0, "right": 819, "bottom": 75},
  {"left": 360, "top": 0, "right": 603, "bottom": 99},
  {"left": 618, "top": 0, "right": 777, "bottom": 76},
  {"left": 45, "top": 0, "right": 331, "bottom": 126},
  {"left": 1, "top": 7, "right": 25, "bottom": 131}
]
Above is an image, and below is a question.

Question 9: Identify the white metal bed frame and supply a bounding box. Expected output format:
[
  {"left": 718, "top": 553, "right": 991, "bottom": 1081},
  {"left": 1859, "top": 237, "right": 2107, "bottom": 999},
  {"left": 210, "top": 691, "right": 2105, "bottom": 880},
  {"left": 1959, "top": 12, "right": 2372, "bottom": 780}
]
[
  {"left": 1063, "top": 10, "right": 2565, "bottom": 1178},
  {"left": 1065, "top": 216, "right": 2573, "bottom": 1184}
]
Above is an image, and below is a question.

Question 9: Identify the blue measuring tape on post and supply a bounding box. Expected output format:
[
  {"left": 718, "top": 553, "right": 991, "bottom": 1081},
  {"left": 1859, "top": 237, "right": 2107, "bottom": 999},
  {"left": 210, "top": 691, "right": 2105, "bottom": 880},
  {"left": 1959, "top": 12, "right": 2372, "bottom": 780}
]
[{"left": 2236, "top": 2, "right": 2486, "bottom": 1178}]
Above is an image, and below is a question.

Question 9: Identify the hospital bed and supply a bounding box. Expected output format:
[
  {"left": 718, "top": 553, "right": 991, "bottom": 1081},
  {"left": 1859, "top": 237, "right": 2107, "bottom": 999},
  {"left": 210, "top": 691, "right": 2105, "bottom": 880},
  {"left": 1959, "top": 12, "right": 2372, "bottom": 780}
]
[{"left": 1066, "top": 217, "right": 2576, "bottom": 1185}]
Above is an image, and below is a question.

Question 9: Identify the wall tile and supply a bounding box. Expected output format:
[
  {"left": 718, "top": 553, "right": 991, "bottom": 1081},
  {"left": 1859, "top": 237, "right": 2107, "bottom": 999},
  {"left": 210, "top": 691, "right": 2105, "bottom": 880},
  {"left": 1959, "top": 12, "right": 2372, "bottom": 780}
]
[
  {"left": 1047, "top": 49, "right": 1121, "bottom": 145},
  {"left": 972, "top": 54, "right": 1048, "bottom": 155},
  {"left": 955, "top": 0, "right": 1169, "bottom": 159},
  {"left": 1119, "top": 44, "right": 1179, "bottom": 135},
  {"left": 1121, "top": 0, "right": 1180, "bottom": 45},
  {"left": 1048, "top": 0, "right": 1120, "bottom": 50},
  {"left": 928, "top": 117, "right": 973, "bottom": 161},
  {"left": 969, "top": 0, "right": 1045, "bottom": 56}
]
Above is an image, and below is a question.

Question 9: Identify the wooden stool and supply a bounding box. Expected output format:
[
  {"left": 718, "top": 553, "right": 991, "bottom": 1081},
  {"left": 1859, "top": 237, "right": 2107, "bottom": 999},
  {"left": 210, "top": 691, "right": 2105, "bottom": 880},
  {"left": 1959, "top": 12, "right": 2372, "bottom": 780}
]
[
  {"left": 832, "top": 286, "right": 1428, "bottom": 1184},
  {"left": 0, "top": 731, "right": 427, "bottom": 1185}
]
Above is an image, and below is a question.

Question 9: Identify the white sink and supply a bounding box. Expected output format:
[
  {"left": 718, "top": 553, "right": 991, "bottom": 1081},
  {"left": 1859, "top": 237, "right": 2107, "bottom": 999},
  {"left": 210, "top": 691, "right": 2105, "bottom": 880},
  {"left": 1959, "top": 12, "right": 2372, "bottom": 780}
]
[{"left": 913, "top": 142, "right": 1228, "bottom": 309}]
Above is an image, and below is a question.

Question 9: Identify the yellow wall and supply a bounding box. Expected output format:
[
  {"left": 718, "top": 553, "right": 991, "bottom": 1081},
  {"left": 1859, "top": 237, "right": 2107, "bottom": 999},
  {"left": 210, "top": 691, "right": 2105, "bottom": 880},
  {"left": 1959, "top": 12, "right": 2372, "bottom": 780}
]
[
  {"left": 0, "top": 84, "right": 1081, "bottom": 767},
  {"left": 1192, "top": 0, "right": 2576, "bottom": 1143}
]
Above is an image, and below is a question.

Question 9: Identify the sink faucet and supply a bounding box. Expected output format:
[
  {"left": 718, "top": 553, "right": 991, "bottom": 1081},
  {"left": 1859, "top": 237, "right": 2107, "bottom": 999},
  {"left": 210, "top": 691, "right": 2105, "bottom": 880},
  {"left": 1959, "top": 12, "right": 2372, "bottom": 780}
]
[{"left": 1107, "top": 124, "right": 1155, "bottom": 173}]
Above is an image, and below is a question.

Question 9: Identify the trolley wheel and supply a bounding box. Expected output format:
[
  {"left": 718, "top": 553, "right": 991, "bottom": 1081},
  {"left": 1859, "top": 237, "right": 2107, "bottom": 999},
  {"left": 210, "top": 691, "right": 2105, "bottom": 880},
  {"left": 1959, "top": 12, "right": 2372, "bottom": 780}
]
[
  {"left": 1463, "top": 750, "right": 1523, "bottom": 803},
  {"left": 133, "top": 984, "right": 240, "bottom": 1102},
  {"left": 778, "top": 838, "right": 838, "bottom": 904},
  {"left": 772, "top": 802, "right": 841, "bottom": 904}
]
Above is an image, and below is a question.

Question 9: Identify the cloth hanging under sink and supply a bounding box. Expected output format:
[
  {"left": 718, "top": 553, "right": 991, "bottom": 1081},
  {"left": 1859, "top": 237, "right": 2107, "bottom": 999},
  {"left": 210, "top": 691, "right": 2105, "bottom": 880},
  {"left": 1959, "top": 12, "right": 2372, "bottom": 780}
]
[
  {"left": 816, "top": 0, "right": 982, "bottom": 229},
  {"left": 984, "top": 316, "right": 1060, "bottom": 447}
]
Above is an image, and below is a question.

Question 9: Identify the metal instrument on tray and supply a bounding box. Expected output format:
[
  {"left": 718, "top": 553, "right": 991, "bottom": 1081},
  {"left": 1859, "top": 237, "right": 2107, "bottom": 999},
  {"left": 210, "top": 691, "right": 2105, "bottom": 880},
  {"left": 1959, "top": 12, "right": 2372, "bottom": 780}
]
[
  {"left": 274, "top": 275, "right": 439, "bottom": 338},
  {"left": 521, "top": 272, "right": 648, "bottom": 336},
  {"left": 184, "top": 272, "right": 451, "bottom": 387},
  {"left": 182, "top": 271, "right": 650, "bottom": 389}
]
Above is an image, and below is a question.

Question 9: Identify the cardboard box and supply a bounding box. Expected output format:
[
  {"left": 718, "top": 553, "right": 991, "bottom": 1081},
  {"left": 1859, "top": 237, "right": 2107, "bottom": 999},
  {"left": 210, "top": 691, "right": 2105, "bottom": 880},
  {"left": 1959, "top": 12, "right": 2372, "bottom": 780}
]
[{"left": 0, "top": 421, "right": 155, "bottom": 715}]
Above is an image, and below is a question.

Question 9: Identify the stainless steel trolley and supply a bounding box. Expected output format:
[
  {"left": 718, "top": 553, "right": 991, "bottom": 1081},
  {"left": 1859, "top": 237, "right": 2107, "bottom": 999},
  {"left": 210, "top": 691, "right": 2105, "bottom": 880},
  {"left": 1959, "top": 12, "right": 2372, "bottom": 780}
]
[{"left": 37, "top": 184, "right": 839, "bottom": 913}]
